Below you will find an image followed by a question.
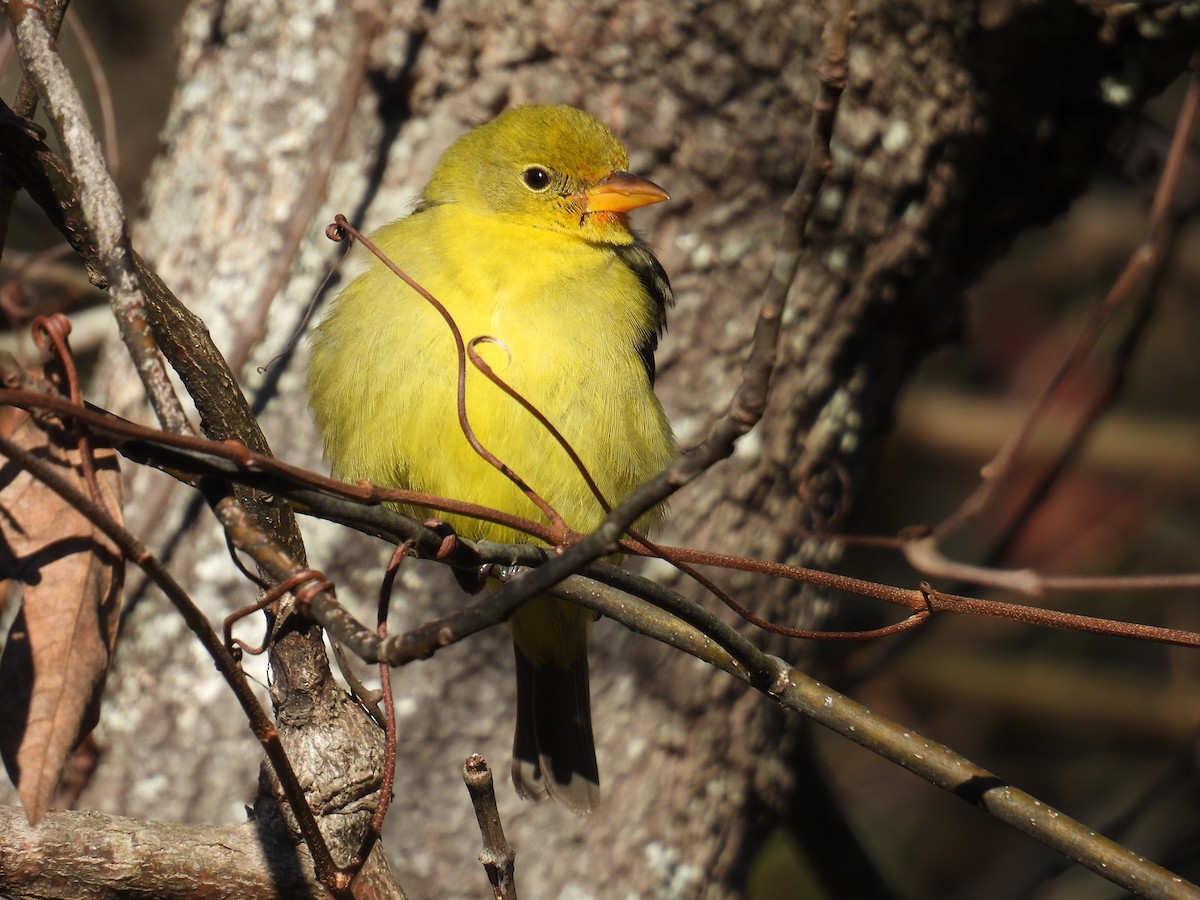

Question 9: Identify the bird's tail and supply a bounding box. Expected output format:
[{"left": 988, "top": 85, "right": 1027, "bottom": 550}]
[{"left": 511, "top": 639, "right": 600, "bottom": 814}]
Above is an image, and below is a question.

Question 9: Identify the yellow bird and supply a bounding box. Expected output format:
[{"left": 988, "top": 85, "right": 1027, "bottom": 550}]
[{"left": 307, "top": 104, "right": 676, "bottom": 813}]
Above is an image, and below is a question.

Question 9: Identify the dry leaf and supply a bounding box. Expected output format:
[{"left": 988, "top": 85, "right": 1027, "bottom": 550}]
[{"left": 0, "top": 411, "right": 124, "bottom": 824}]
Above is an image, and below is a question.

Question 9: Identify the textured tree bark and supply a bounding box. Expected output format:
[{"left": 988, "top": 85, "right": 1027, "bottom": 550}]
[
  {"left": 0, "top": 807, "right": 329, "bottom": 898},
  {"left": 59, "top": 0, "right": 1198, "bottom": 896}
]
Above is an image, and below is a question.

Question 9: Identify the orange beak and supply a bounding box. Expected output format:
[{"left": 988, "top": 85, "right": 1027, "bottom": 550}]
[{"left": 584, "top": 171, "right": 669, "bottom": 214}]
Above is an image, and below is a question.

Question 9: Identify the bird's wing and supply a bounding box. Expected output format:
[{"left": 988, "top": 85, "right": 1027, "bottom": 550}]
[{"left": 612, "top": 240, "right": 674, "bottom": 386}]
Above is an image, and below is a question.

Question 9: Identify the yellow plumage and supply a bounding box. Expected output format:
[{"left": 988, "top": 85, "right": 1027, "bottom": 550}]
[{"left": 307, "top": 104, "right": 675, "bottom": 812}]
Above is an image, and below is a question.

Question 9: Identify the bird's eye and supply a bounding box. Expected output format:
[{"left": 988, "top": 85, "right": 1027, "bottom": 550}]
[{"left": 522, "top": 166, "right": 551, "bottom": 192}]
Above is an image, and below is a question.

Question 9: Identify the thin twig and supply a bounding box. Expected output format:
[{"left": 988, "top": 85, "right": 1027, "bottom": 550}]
[
  {"left": 983, "top": 205, "right": 1182, "bottom": 567},
  {"left": 904, "top": 536, "right": 1200, "bottom": 596},
  {"left": 467, "top": 337, "right": 612, "bottom": 517},
  {"left": 935, "top": 61, "right": 1200, "bottom": 540},
  {"left": 450, "top": 0, "right": 857, "bottom": 632},
  {"left": 6, "top": 383, "right": 1200, "bottom": 652},
  {"left": 29, "top": 313, "right": 105, "bottom": 508},
  {"left": 369, "top": 545, "right": 404, "bottom": 840},
  {"left": 463, "top": 755, "right": 517, "bottom": 900},
  {"left": 331, "top": 216, "right": 568, "bottom": 535}
]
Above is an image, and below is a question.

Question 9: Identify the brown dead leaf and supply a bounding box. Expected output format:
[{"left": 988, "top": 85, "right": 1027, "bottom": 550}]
[{"left": 0, "top": 411, "right": 124, "bottom": 824}]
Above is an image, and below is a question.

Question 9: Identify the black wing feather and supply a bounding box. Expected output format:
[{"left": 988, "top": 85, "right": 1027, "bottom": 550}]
[{"left": 613, "top": 240, "right": 673, "bottom": 386}]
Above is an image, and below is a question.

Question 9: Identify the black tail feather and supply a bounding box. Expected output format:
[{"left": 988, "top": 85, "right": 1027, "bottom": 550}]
[{"left": 511, "top": 642, "right": 599, "bottom": 814}]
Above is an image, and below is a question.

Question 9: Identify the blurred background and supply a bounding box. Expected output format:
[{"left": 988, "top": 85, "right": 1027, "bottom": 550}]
[{"left": 778, "top": 77, "right": 1200, "bottom": 898}]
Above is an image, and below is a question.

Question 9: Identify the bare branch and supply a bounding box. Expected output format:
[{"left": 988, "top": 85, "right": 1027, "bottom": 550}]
[
  {"left": 767, "top": 658, "right": 1200, "bottom": 899},
  {"left": 0, "top": 807, "right": 332, "bottom": 899},
  {"left": 5, "top": 382, "right": 1199, "bottom": 653},
  {"left": 463, "top": 755, "right": 518, "bottom": 900},
  {"left": 5, "top": 2, "right": 191, "bottom": 434}
]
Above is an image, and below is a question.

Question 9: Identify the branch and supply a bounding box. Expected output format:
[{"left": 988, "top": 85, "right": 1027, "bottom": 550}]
[
  {"left": 477, "top": 562, "right": 1200, "bottom": 897},
  {"left": 552, "top": 566, "right": 1200, "bottom": 897},
  {"left": 463, "top": 755, "right": 518, "bottom": 900},
  {"left": 0, "top": 31, "right": 301, "bottom": 550},
  {"left": 0, "top": 807, "right": 331, "bottom": 899},
  {"left": 764, "top": 658, "right": 1200, "bottom": 899},
  {"left": 5, "top": 1, "right": 190, "bottom": 434},
  {"left": 3, "top": 379, "right": 1194, "bottom": 894},
  {"left": 6, "top": 382, "right": 1199, "bottom": 653}
]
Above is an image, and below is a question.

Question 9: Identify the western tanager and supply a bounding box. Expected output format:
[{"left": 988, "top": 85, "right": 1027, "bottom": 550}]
[{"left": 307, "top": 104, "right": 676, "bottom": 813}]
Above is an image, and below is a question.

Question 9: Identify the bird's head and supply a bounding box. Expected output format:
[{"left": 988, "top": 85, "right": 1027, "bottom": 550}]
[{"left": 424, "top": 104, "right": 668, "bottom": 245}]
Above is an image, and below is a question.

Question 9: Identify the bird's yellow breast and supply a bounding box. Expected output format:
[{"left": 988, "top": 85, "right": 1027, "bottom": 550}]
[{"left": 307, "top": 203, "right": 675, "bottom": 548}]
